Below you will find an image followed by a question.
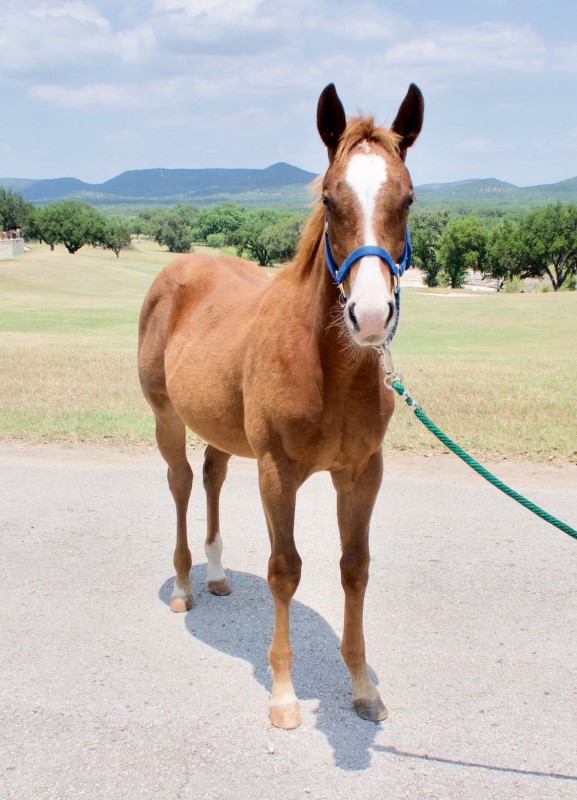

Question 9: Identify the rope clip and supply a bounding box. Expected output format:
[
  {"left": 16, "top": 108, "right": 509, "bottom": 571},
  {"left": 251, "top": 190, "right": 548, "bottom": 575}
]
[{"left": 379, "top": 345, "right": 403, "bottom": 392}]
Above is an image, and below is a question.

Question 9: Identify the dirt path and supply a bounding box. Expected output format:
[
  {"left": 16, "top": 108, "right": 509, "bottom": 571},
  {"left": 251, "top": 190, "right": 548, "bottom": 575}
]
[{"left": 1, "top": 443, "right": 576, "bottom": 800}]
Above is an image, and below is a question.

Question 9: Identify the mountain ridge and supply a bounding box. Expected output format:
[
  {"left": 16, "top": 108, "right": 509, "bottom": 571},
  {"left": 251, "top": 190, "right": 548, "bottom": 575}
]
[{"left": 2, "top": 165, "right": 577, "bottom": 209}]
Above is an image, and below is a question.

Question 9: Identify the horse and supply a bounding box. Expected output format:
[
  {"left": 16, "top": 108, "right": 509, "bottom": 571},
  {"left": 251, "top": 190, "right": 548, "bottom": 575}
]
[{"left": 138, "top": 82, "right": 424, "bottom": 729}]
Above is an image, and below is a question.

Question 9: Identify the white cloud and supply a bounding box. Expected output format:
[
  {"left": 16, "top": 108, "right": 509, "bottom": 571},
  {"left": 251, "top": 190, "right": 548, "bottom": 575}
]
[
  {"left": 153, "top": 0, "right": 264, "bottom": 17},
  {"left": 30, "top": 83, "right": 139, "bottom": 109},
  {"left": 114, "top": 24, "right": 156, "bottom": 64},
  {"left": 31, "top": 0, "right": 110, "bottom": 29},
  {"left": 0, "top": 1, "right": 153, "bottom": 70},
  {"left": 384, "top": 23, "right": 547, "bottom": 75},
  {"left": 29, "top": 75, "right": 206, "bottom": 111},
  {"left": 3, "top": 1, "right": 576, "bottom": 186},
  {"left": 455, "top": 136, "right": 506, "bottom": 154},
  {"left": 303, "top": 5, "right": 402, "bottom": 42}
]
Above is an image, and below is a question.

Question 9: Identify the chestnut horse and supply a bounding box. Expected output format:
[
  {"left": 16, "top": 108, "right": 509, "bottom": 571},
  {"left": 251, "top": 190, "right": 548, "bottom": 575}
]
[{"left": 138, "top": 83, "right": 424, "bottom": 729}]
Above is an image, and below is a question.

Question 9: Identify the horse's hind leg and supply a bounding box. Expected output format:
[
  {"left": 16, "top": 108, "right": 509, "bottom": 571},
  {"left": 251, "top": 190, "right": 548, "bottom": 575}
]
[
  {"left": 154, "top": 404, "right": 194, "bottom": 612},
  {"left": 203, "top": 445, "right": 232, "bottom": 596}
]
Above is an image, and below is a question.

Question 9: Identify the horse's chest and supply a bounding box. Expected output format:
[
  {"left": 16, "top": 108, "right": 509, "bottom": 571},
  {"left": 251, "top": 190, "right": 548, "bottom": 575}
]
[
  {"left": 244, "top": 335, "right": 393, "bottom": 467},
  {"left": 321, "top": 394, "right": 388, "bottom": 455},
  {"left": 278, "top": 384, "right": 391, "bottom": 470}
]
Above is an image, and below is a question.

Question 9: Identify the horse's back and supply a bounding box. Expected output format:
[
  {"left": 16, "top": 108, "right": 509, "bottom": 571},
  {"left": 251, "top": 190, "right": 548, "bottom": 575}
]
[
  {"left": 141, "top": 251, "right": 266, "bottom": 319},
  {"left": 139, "top": 250, "right": 266, "bottom": 356}
]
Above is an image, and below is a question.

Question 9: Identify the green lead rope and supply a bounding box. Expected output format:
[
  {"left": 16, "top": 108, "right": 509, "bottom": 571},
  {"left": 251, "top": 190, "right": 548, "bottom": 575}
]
[{"left": 390, "top": 378, "right": 577, "bottom": 542}]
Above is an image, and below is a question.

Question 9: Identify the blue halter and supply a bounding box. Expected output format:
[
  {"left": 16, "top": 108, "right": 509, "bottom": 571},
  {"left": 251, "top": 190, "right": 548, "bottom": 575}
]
[{"left": 324, "top": 223, "right": 412, "bottom": 344}]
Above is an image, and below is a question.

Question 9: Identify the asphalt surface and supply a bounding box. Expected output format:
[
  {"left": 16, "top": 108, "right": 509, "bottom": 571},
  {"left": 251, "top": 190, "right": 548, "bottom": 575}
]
[{"left": 1, "top": 443, "right": 576, "bottom": 800}]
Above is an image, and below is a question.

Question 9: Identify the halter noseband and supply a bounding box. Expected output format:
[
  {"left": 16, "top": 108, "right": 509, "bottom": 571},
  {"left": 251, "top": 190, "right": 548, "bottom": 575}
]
[
  {"left": 323, "top": 222, "right": 412, "bottom": 344},
  {"left": 324, "top": 224, "right": 412, "bottom": 287}
]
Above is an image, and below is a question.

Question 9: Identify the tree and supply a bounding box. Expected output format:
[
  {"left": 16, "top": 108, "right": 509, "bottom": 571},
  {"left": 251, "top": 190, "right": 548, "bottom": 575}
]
[
  {"left": 438, "top": 216, "right": 488, "bottom": 288},
  {"left": 256, "top": 213, "right": 306, "bottom": 264},
  {"left": 128, "top": 216, "right": 146, "bottom": 238},
  {"left": 26, "top": 207, "right": 59, "bottom": 250},
  {"left": 486, "top": 217, "right": 525, "bottom": 289},
  {"left": 161, "top": 217, "right": 193, "bottom": 253},
  {"left": 98, "top": 220, "right": 132, "bottom": 257},
  {"left": 517, "top": 203, "right": 577, "bottom": 291},
  {"left": 30, "top": 200, "right": 107, "bottom": 254},
  {"left": 0, "top": 188, "right": 33, "bottom": 231},
  {"left": 144, "top": 209, "right": 170, "bottom": 247},
  {"left": 486, "top": 204, "right": 577, "bottom": 291},
  {"left": 411, "top": 210, "right": 449, "bottom": 287},
  {"left": 190, "top": 203, "right": 245, "bottom": 246},
  {"left": 145, "top": 206, "right": 195, "bottom": 253},
  {"left": 236, "top": 209, "right": 283, "bottom": 266}
]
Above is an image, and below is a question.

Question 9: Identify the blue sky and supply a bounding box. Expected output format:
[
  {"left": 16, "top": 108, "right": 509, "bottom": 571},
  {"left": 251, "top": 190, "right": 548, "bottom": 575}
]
[{"left": 1, "top": 0, "right": 576, "bottom": 187}]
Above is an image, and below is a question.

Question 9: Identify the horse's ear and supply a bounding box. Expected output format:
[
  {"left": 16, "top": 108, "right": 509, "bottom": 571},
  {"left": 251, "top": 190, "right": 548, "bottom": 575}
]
[
  {"left": 391, "top": 83, "right": 424, "bottom": 161},
  {"left": 317, "top": 83, "right": 347, "bottom": 162}
]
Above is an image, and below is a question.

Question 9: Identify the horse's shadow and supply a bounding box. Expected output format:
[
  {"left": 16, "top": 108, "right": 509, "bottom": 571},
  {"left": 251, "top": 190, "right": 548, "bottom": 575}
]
[{"left": 159, "top": 566, "right": 382, "bottom": 770}]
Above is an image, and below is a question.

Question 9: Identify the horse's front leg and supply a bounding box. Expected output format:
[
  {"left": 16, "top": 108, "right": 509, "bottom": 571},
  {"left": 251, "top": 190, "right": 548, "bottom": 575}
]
[
  {"left": 331, "top": 450, "right": 388, "bottom": 722},
  {"left": 258, "top": 453, "right": 302, "bottom": 729}
]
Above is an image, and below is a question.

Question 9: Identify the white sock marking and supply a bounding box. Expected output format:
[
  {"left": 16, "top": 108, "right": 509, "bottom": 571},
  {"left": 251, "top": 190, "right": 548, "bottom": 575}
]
[{"left": 205, "top": 534, "right": 226, "bottom": 583}]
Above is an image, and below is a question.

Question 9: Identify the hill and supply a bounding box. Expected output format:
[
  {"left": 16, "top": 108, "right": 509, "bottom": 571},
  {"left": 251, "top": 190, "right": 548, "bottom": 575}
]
[
  {"left": 0, "top": 177, "right": 37, "bottom": 192},
  {"left": 415, "top": 177, "right": 577, "bottom": 208},
  {"left": 6, "top": 163, "right": 317, "bottom": 209},
  {"left": 2, "top": 167, "right": 577, "bottom": 210}
]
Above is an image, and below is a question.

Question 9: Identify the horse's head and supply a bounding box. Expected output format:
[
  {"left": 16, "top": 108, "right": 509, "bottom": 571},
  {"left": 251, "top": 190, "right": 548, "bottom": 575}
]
[{"left": 317, "top": 83, "right": 424, "bottom": 346}]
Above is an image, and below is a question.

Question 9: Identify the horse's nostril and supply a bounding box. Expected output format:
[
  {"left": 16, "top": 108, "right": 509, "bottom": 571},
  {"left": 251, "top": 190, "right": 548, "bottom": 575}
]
[
  {"left": 385, "top": 301, "right": 395, "bottom": 328},
  {"left": 348, "top": 303, "right": 360, "bottom": 333}
]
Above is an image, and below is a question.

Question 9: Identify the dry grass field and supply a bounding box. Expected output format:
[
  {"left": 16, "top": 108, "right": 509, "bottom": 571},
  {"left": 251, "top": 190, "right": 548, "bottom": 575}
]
[{"left": 1, "top": 240, "right": 576, "bottom": 461}]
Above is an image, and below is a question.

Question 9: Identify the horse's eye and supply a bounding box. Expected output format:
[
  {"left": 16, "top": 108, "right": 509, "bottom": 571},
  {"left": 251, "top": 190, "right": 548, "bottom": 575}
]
[
  {"left": 405, "top": 195, "right": 415, "bottom": 211},
  {"left": 321, "top": 194, "right": 332, "bottom": 210}
]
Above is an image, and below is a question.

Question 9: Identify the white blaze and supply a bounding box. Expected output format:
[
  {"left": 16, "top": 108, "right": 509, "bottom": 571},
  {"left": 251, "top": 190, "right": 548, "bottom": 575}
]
[
  {"left": 345, "top": 151, "right": 387, "bottom": 246},
  {"left": 344, "top": 151, "right": 393, "bottom": 342}
]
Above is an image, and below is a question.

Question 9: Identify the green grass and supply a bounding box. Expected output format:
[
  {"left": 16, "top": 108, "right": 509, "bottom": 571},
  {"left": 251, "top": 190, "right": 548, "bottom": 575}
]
[
  {"left": 387, "top": 291, "right": 577, "bottom": 460},
  {"left": 0, "top": 242, "right": 576, "bottom": 461}
]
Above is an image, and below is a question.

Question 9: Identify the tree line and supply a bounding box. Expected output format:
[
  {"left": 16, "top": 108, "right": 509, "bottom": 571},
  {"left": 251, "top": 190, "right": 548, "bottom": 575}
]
[
  {"left": 0, "top": 189, "right": 131, "bottom": 257},
  {"left": 135, "top": 203, "right": 306, "bottom": 266},
  {"left": 412, "top": 204, "right": 577, "bottom": 291},
  {"left": 1, "top": 185, "right": 576, "bottom": 289},
  {"left": 0, "top": 188, "right": 306, "bottom": 265}
]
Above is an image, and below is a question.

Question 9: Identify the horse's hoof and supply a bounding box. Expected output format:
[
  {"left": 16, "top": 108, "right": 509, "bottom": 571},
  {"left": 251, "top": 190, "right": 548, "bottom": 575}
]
[
  {"left": 208, "top": 578, "right": 231, "bottom": 596},
  {"left": 353, "top": 697, "right": 388, "bottom": 722},
  {"left": 269, "top": 702, "right": 302, "bottom": 730},
  {"left": 170, "top": 595, "right": 192, "bottom": 613}
]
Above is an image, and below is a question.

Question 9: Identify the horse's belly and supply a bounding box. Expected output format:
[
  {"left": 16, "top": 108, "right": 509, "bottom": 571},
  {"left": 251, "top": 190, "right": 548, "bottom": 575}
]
[{"left": 165, "top": 331, "right": 255, "bottom": 459}]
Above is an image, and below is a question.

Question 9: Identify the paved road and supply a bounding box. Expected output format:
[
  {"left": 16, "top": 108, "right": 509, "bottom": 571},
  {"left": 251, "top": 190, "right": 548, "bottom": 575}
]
[{"left": 1, "top": 443, "right": 576, "bottom": 800}]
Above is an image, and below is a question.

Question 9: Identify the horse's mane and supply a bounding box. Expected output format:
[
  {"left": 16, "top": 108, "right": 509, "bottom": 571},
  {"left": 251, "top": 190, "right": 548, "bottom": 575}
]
[
  {"left": 334, "top": 115, "right": 401, "bottom": 164},
  {"left": 290, "top": 115, "right": 401, "bottom": 280}
]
